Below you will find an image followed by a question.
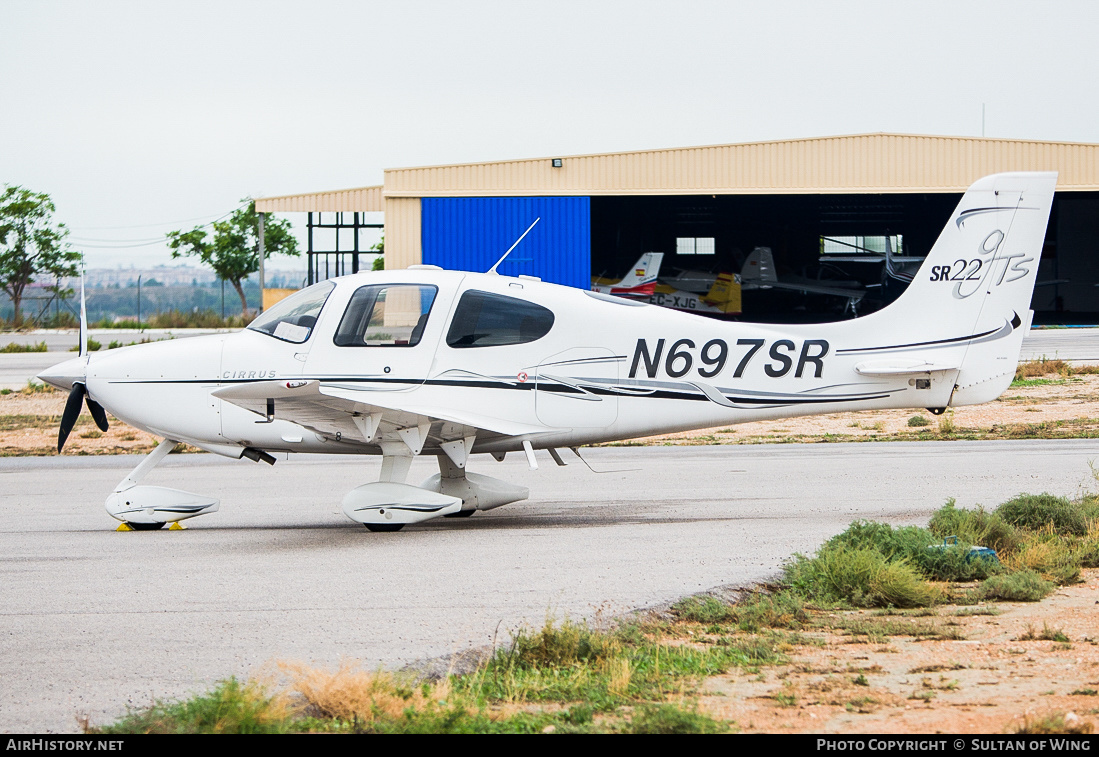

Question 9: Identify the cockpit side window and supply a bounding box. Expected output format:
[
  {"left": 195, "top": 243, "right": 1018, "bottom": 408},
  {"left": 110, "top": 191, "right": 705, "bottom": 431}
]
[
  {"left": 445, "top": 289, "right": 555, "bottom": 348},
  {"left": 247, "top": 281, "right": 334, "bottom": 344},
  {"left": 334, "top": 284, "right": 438, "bottom": 347}
]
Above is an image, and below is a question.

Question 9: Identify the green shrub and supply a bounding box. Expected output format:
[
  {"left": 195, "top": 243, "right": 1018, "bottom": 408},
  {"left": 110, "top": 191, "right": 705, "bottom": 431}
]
[
  {"left": 1073, "top": 532, "right": 1099, "bottom": 569},
  {"left": 929, "top": 500, "right": 1020, "bottom": 554},
  {"left": 907, "top": 415, "right": 931, "bottom": 427},
  {"left": 505, "top": 618, "right": 621, "bottom": 668},
  {"left": 785, "top": 546, "right": 941, "bottom": 608},
  {"left": 979, "top": 569, "right": 1054, "bottom": 602},
  {"left": 672, "top": 595, "right": 735, "bottom": 624},
  {"left": 820, "top": 520, "right": 999, "bottom": 582},
  {"left": 626, "top": 704, "right": 727, "bottom": 734},
  {"left": 997, "top": 493, "right": 1088, "bottom": 535},
  {"left": 1006, "top": 534, "right": 1082, "bottom": 585},
  {"left": 0, "top": 341, "right": 48, "bottom": 353},
  {"left": 95, "top": 678, "right": 293, "bottom": 734},
  {"left": 730, "top": 591, "right": 807, "bottom": 632}
]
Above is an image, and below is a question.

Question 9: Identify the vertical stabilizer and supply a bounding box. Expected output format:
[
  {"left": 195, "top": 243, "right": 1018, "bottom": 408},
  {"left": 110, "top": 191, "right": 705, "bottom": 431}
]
[
  {"left": 856, "top": 172, "right": 1057, "bottom": 406},
  {"left": 615, "top": 252, "right": 664, "bottom": 289},
  {"left": 741, "top": 247, "right": 778, "bottom": 284}
]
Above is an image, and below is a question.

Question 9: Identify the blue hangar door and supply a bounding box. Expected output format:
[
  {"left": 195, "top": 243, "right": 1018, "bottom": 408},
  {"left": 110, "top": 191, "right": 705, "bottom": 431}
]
[{"left": 421, "top": 197, "right": 591, "bottom": 290}]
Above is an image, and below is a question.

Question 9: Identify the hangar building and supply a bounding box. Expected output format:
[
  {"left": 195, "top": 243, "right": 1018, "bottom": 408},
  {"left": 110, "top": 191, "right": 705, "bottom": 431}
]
[{"left": 256, "top": 133, "right": 1099, "bottom": 323}]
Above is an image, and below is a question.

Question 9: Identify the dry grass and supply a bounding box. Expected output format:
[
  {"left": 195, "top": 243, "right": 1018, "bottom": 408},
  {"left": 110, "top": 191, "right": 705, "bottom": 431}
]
[
  {"left": 277, "top": 660, "right": 450, "bottom": 725},
  {"left": 1016, "top": 357, "right": 1072, "bottom": 380},
  {"left": 1010, "top": 711, "right": 1095, "bottom": 734}
]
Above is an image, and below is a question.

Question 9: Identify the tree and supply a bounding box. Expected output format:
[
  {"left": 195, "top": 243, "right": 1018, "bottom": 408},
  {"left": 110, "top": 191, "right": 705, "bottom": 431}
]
[
  {"left": 371, "top": 235, "right": 384, "bottom": 271},
  {"left": 167, "top": 200, "right": 298, "bottom": 315},
  {"left": 0, "top": 186, "right": 81, "bottom": 327}
]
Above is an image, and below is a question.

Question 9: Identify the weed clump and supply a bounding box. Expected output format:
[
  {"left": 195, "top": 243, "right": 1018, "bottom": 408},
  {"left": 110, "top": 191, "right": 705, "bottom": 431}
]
[
  {"left": 1014, "top": 357, "right": 1070, "bottom": 381},
  {"left": 506, "top": 618, "right": 623, "bottom": 668},
  {"left": 979, "top": 569, "right": 1054, "bottom": 602},
  {"left": 823, "top": 519, "right": 1000, "bottom": 582},
  {"left": 929, "top": 499, "right": 1020, "bottom": 554},
  {"left": 1010, "top": 711, "right": 1094, "bottom": 734},
  {"left": 785, "top": 546, "right": 941, "bottom": 608},
  {"left": 0, "top": 341, "right": 48, "bottom": 353},
  {"left": 626, "top": 703, "right": 728, "bottom": 734},
  {"left": 996, "top": 493, "right": 1091, "bottom": 535},
  {"left": 672, "top": 595, "right": 734, "bottom": 624},
  {"left": 730, "top": 591, "right": 807, "bottom": 632},
  {"left": 94, "top": 677, "right": 294, "bottom": 734},
  {"left": 279, "top": 661, "right": 445, "bottom": 726}
]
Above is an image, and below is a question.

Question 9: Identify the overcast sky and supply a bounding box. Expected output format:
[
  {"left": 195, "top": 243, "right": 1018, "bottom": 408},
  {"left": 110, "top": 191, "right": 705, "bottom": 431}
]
[{"left": 3, "top": 0, "right": 1097, "bottom": 271}]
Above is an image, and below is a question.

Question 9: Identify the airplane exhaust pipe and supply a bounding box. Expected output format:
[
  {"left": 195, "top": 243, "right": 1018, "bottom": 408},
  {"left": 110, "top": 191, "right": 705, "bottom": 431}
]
[{"left": 241, "top": 447, "right": 277, "bottom": 465}]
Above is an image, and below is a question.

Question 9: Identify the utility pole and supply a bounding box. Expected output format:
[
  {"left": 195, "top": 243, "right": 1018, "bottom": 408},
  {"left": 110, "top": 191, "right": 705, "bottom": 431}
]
[{"left": 137, "top": 275, "right": 142, "bottom": 325}]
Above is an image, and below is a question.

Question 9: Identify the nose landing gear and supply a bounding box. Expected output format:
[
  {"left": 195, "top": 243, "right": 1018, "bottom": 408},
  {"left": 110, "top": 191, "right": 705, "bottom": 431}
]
[{"left": 105, "top": 439, "right": 220, "bottom": 530}]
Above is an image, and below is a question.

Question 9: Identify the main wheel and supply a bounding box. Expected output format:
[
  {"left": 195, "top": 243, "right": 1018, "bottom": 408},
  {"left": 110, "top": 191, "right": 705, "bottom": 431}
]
[
  {"left": 365, "top": 523, "right": 404, "bottom": 532},
  {"left": 127, "top": 521, "right": 166, "bottom": 531},
  {"left": 444, "top": 509, "right": 476, "bottom": 518}
]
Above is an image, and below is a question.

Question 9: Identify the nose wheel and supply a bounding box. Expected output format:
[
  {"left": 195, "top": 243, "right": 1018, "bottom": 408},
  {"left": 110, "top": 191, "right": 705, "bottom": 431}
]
[
  {"left": 125, "top": 521, "right": 166, "bottom": 531},
  {"left": 364, "top": 523, "right": 405, "bottom": 532}
]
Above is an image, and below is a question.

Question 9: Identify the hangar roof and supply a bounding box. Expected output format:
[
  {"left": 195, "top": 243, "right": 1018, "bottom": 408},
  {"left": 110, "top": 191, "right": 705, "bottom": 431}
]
[
  {"left": 255, "top": 184, "right": 383, "bottom": 213},
  {"left": 255, "top": 133, "right": 1099, "bottom": 211}
]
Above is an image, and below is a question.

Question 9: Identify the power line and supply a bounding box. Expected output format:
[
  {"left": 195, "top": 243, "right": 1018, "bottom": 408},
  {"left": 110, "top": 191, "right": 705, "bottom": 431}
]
[
  {"left": 67, "top": 203, "right": 249, "bottom": 246},
  {"left": 69, "top": 206, "right": 244, "bottom": 232},
  {"left": 72, "top": 240, "right": 170, "bottom": 249}
]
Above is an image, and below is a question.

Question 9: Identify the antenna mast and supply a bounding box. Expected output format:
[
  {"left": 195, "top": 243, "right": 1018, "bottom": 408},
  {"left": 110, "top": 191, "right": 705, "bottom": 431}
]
[{"left": 487, "top": 217, "right": 540, "bottom": 275}]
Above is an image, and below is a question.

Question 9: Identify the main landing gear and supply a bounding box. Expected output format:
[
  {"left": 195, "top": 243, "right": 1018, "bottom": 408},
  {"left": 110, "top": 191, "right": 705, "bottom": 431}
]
[{"left": 341, "top": 438, "right": 529, "bottom": 532}]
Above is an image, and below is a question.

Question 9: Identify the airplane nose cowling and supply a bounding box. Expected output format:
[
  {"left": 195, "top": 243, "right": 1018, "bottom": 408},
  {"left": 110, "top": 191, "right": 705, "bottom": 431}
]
[
  {"left": 36, "top": 356, "right": 88, "bottom": 392},
  {"left": 80, "top": 336, "right": 227, "bottom": 443}
]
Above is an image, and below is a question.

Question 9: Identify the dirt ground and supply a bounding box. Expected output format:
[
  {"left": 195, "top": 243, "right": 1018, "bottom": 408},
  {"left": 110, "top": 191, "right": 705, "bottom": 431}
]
[
  {"left": 698, "top": 570, "right": 1099, "bottom": 734},
  {"left": 5, "top": 374, "right": 1099, "bottom": 734}
]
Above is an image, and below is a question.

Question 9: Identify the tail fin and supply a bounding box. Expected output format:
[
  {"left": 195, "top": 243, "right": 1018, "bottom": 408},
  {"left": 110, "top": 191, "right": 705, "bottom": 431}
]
[
  {"left": 883, "top": 235, "right": 899, "bottom": 279},
  {"left": 856, "top": 172, "right": 1057, "bottom": 406},
  {"left": 702, "top": 272, "right": 742, "bottom": 314},
  {"left": 741, "top": 247, "right": 778, "bottom": 284},
  {"left": 615, "top": 252, "right": 664, "bottom": 289}
]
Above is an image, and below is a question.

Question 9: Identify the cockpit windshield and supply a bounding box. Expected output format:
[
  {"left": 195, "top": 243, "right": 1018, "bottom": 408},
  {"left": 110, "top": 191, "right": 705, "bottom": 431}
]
[{"left": 247, "top": 281, "right": 335, "bottom": 343}]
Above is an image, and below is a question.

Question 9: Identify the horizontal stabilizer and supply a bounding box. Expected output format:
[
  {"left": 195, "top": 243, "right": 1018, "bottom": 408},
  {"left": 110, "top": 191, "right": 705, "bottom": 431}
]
[{"left": 853, "top": 359, "right": 961, "bottom": 376}]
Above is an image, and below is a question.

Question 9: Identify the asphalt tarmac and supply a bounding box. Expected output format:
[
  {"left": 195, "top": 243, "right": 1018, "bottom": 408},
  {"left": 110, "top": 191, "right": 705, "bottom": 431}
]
[{"left": 2, "top": 441, "right": 1098, "bottom": 732}]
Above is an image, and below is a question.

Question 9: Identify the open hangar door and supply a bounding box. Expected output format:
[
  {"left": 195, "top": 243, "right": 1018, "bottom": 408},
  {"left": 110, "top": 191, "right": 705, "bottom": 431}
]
[{"left": 590, "top": 193, "right": 1077, "bottom": 323}]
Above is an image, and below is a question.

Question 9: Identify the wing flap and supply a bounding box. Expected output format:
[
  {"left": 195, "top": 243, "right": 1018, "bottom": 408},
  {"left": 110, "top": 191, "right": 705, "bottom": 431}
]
[{"left": 212, "top": 380, "right": 546, "bottom": 442}]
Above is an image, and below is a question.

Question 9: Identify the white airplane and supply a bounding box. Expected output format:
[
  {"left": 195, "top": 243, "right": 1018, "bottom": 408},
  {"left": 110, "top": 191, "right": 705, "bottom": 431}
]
[{"left": 39, "top": 172, "right": 1056, "bottom": 532}]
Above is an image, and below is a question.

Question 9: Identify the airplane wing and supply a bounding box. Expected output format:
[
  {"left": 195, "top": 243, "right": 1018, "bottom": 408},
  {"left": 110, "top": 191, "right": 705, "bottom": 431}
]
[
  {"left": 212, "top": 379, "right": 547, "bottom": 453},
  {"left": 760, "top": 279, "right": 866, "bottom": 301}
]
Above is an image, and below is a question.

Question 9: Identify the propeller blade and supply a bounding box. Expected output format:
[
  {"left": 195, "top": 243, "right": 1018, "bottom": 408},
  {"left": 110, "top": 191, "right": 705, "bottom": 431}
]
[
  {"left": 86, "top": 396, "right": 109, "bottom": 432},
  {"left": 58, "top": 383, "right": 86, "bottom": 453}
]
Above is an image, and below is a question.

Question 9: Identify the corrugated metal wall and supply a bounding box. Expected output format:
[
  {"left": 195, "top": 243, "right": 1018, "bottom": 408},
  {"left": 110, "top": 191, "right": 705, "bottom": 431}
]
[
  {"left": 420, "top": 197, "right": 591, "bottom": 289},
  {"left": 384, "top": 134, "right": 1099, "bottom": 196},
  {"left": 255, "top": 185, "right": 383, "bottom": 213},
  {"left": 384, "top": 197, "right": 422, "bottom": 271}
]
